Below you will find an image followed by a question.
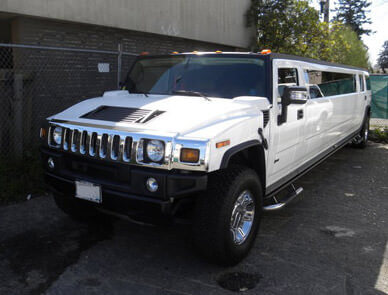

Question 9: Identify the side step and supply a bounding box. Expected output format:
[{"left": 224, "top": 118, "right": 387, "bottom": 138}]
[{"left": 263, "top": 184, "right": 303, "bottom": 211}]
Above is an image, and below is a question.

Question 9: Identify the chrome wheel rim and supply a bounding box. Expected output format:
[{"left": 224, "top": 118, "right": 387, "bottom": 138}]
[{"left": 230, "top": 190, "right": 255, "bottom": 245}]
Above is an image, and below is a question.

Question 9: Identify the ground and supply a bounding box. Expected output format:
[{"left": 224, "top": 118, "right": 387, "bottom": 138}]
[{"left": 0, "top": 143, "right": 387, "bottom": 295}]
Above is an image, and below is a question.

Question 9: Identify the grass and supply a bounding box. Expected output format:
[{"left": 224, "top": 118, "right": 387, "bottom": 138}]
[
  {"left": 0, "top": 152, "right": 45, "bottom": 206},
  {"left": 369, "top": 127, "right": 388, "bottom": 144}
]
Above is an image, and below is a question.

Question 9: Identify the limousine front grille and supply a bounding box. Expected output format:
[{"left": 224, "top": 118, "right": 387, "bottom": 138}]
[{"left": 57, "top": 127, "right": 133, "bottom": 162}]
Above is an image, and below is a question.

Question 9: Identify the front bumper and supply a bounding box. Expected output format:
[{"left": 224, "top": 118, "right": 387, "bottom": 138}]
[{"left": 41, "top": 147, "right": 207, "bottom": 214}]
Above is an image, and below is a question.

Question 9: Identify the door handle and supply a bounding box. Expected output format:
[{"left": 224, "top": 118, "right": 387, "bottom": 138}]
[{"left": 297, "top": 109, "right": 304, "bottom": 120}]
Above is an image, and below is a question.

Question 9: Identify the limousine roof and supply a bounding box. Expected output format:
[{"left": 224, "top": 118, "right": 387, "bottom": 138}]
[{"left": 165, "top": 51, "right": 368, "bottom": 72}]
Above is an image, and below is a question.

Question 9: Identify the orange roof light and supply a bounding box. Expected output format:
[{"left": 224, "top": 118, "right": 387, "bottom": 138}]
[
  {"left": 140, "top": 51, "right": 149, "bottom": 56},
  {"left": 260, "top": 49, "right": 272, "bottom": 55},
  {"left": 216, "top": 140, "right": 230, "bottom": 149},
  {"left": 215, "top": 50, "right": 223, "bottom": 53},
  {"left": 171, "top": 51, "right": 179, "bottom": 54}
]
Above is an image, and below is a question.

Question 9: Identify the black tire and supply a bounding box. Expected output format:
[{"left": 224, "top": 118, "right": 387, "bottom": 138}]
[
  {"left": 353, "top": 115, "right": 369, "bottom": 149},
  {"left": 193, "top": 166, "right": 263, "bottom": 266},
  {"left": 53, "top": 193, "right": 103, "bottom": 222}
]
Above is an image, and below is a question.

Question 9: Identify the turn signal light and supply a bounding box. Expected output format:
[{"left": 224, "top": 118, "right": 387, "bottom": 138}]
[
  {"left": 216, "top": 140, "right": 230, "bottom": 149},
  {"left": 180, "top": 148, "right": 200, "bottom": 163},
  {"left": 40, "top": 128, "right": 47, "bottom": 139}
]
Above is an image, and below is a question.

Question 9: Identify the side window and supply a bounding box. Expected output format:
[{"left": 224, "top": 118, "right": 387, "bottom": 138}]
[
  {"left": 306, "top": 70, "right": 356, "bottom": 97},
  {"left": 366, "top": 76, "right": 371, "bottom": 90},
  {"left": 306, "top": 70, "right": 323, "bottom": 99},
  {"left": 359, "top": 75, "right": 365, "bottom": 92},
  {"left": 278, "top": 68, "right": 299, "bottom": 100}
]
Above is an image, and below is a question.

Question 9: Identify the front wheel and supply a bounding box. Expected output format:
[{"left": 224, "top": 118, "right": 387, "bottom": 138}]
[{"left": 193, "top": 166, "right": 263, "bottom": 266}]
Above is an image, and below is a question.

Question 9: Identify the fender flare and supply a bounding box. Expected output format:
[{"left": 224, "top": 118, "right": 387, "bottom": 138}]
[{"left": 220, "top": 140, "right": 262, "bottom": 169}]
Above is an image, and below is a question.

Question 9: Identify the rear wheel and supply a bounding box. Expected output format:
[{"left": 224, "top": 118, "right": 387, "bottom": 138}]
[
  {"left": 193, "top": 166, "right": 263, "bottom": 266},
  {"left": 353, "top": 115, "right": 369, "bottom": 148},
  {"left": 53, "top": 193, "right": 103, "bottom": 222}
]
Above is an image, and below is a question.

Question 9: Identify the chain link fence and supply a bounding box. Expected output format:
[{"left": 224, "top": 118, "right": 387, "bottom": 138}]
[{"left": 0, "top": 43, "right": 137, "bottom": 158}]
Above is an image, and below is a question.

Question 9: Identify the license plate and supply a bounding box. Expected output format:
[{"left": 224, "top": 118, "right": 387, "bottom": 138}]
[{"left": 75, "top": 181, "right": 102, "bottom": 203}]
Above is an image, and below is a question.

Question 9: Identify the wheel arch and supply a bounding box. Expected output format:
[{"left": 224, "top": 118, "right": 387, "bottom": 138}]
[{"left": 220, "top": 140, "right": 266, "bottom": 193}]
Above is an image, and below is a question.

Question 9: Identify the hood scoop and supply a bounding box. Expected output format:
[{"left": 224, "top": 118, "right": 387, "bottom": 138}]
[{"left": 81, "top": 106, "right": 164, "bottom": 124}]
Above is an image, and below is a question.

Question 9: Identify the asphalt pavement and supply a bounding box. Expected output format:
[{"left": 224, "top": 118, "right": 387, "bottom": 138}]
[{"left": 0, "top": 142, "right": 387, "bottom": 295}]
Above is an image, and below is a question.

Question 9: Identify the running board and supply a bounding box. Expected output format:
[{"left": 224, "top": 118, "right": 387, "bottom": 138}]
[{"left": 263, "top": 184, "right": 303, "bottom": 211}]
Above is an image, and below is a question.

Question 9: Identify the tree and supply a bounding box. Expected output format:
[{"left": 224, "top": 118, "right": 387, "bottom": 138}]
[
  {"left": 246, "top": 0, "right": 322, "bottom": 54},
  {"left": 333, "top": 0, "right": 372, "bottom": 38},
  {"left": 377, "top": 41, "right": 388, "bottom": 73},
  {"left": 246, "top": 0, "right": 369, "bottom": 68}
]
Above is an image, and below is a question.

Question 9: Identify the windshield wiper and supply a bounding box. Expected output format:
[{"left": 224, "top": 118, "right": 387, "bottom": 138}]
[{"left": 172, "top": 90, "right": 211, "bottom": 101}]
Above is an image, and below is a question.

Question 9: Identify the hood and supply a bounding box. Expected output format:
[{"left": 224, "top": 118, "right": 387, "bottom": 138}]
[{"left": 49, "top": 91, "right": 270, "bottom": 137}]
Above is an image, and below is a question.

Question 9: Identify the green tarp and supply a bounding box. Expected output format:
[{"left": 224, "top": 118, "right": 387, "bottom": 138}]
[{"left": 371, "top": 75, "right": 388, "bottom": 119}]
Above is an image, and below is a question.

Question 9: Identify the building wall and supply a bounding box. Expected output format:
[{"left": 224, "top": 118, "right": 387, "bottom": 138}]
[
  {"left": 11, "top": 17, "right": 241, "bottom": 53},
  {"left": 0, "top": 0, "right": 253, "bottom": 49},
  {"left": 0, "top": 16, "right": 242, "bottom": 154}
]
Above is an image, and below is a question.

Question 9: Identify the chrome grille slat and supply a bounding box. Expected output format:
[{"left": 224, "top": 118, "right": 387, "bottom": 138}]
[
  {"left": 123, "top": 137, "right": 132, "bottom": 162},
  {"left": 110, "top": 134, "right": 121, "bottom": 160},
  {"left": 99, "top": 133, "right": 109, "bottom": 158},
  {"left": 80, "top": 130, "right": 88, "bottom": 155},
  {"left": 89, "top": 132, "right": 97, "bottom": 157}
]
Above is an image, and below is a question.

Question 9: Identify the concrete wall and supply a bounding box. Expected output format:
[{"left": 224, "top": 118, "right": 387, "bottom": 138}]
[{"left": 0, "top": 0, "right": 253, "bottom": 49}]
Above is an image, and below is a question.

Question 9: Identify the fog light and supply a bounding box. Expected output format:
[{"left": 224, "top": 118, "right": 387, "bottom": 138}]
[
  {"left": 48, "top": 157, "right": 55, "bottom": 169},
  {"left": 146, "top": 178, "right": 158, "bottom": 192}
]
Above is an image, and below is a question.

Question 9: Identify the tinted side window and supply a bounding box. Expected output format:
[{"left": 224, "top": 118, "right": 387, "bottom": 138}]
[
  {"left": 307, "top": 70, "right": 356, "bottom": 96},
  {"left": 278, "top": 68, "right": 299, "bottom": 98}
]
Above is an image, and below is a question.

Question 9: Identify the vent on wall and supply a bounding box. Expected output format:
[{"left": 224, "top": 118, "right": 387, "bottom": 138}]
[
  {"left": 262, "top": 110, "right": 270, "bottom": 127},
  {"left": 81, "top": 106, "right": 164, "bottom": 123}
]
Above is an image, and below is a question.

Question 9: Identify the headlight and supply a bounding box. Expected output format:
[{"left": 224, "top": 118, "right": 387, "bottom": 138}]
[
  {"left": 52, "top": 127, "right": 63, "bottom": 145},
  {"left": 146, "top": 140, "right": 165, "bottom": 162}
]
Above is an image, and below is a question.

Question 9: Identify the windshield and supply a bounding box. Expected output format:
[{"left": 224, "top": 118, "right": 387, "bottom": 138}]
[{"left": 125, "top": 55, "right": 267, "bottom": 99}]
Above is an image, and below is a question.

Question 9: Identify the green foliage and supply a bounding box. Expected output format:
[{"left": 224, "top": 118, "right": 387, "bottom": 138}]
[
  {"left": 0, "top": 153, "right": 44, "bottom": 205},
  {"left": 247, "top": 0, "right": 369, "bottom": 68},
  {"left": 377, "top": 41, "right": 388, "bottom": 73},
  {"left": 333, "top": 0, "right": 372, "bottom": 38},
  {"left": 369, "top": 128, "right": 388, "bottom": 143}
]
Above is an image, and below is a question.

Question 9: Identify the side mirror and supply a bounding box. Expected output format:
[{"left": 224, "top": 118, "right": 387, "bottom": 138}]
[
  {"left": 278, "top": 86, "right": 308, "bottom": 125},
  {"left": 282, "top": 86, "right": 308, "bottom": 105}
]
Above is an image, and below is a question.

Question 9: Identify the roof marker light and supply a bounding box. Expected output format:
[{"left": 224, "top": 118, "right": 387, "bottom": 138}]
[
  {"left": 140, "top": 51, "right": 149, "bottom": 56},
  {"left": 171, "top": 51, "right": 179, "bottom": 54},
  {"left": 215, "top": 50, "right": 223, "bottom": 53},
  {"left": 260, "top": 49, "right": 272, "bottom": 55}
]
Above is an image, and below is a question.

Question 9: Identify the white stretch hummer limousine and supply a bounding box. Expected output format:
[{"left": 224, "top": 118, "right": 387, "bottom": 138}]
[{"left": 40, "top": 51, "right": 371, "bottom": 265}]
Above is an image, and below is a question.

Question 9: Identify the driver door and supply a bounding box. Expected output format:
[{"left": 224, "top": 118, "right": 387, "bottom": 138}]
[{"left": 267, "top": 61, "right": 307, "bottom": 186}]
